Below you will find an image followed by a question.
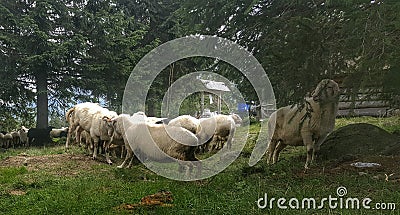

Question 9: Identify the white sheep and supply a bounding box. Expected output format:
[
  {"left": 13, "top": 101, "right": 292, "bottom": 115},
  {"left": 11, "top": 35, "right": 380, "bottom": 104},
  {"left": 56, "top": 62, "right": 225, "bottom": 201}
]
[
  {"left": 146, "top": 116, "right": 168, "bottom": 124},
  {"left": 230, "top": 113, "right": 243, "bottom": 127},
  {"left": 10, "top": 131, "right": 20, "bottom": 148},
  {"left": 79, "top": 129, "right": 94, "bottom": 155},
  {"left": 18, "top": 126, "right": 29, "bottom": 147},
  {"left": 3, "top": 133, "right": 13, "bottom": 148},
  {"left": 104, "top": 112, "right": 147, "bottom": 168},
  {"left": 125, "top": 121, "right": 201, "bottom": 176},
  {"left": 106, "top": 113, "right": 201, "bottom": 176},
  {"left": 196, "top": 114, "right": 237, "bottom": 152},
  {"left": 65, "top": 102, "right": 118, "bottom": 164},
  {"left": 50, "top": 127, "right": 68, "bottom": 138},
  {"left": 168, "top": 115, "right": 200, "bottom": 134},
  {"left": 266, "top": 79, "right": 340, "bottom": 169}
]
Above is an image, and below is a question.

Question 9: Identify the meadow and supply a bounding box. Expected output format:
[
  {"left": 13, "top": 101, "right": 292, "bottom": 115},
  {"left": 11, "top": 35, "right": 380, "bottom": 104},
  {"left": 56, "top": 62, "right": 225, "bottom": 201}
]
[{"left": 0, "top": 116, "right": 399, "bottom": 215}]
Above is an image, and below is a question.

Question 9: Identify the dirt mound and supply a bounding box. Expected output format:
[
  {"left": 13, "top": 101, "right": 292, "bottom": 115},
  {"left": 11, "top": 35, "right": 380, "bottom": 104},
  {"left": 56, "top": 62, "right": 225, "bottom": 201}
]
[{"left": 319, "top": 123, "right": 400, "bottom": 160}]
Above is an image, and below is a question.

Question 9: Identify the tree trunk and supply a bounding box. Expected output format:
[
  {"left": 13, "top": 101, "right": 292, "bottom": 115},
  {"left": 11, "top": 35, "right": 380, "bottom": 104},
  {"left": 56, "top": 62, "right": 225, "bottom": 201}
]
[
  {"left": 36, "top": 72, "right": 48, "bottom": 129},
  {"left": 147, "top": 98, "right": 155, "bottom": 117}
]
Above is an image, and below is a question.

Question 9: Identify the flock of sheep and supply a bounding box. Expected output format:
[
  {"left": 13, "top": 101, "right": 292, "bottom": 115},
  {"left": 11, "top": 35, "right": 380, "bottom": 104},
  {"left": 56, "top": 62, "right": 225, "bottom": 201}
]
[
  {"left": 64, "top": 102, "right": 243, "bottom": 175},
  {"left": 0, "top": 127, "right": 29, "bottom": 149},
  {"left": 1, "top": 79, "right": 340, "bottom": 172},
  {"left": 0, "top": 126, "right": 68, "bottom": 149}
]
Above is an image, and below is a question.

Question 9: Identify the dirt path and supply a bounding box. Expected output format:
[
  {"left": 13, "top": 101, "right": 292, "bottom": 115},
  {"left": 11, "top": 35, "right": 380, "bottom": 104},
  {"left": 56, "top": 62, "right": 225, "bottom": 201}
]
[{"left": 0, "top": 153, "right": 107, "bottom": 177}]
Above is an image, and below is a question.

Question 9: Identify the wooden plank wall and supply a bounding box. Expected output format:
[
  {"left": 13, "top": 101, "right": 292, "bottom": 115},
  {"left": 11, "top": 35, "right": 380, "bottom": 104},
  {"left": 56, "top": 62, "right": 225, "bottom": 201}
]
[{"left": 337, "top": 88, "right": 390, "bottom": 117}]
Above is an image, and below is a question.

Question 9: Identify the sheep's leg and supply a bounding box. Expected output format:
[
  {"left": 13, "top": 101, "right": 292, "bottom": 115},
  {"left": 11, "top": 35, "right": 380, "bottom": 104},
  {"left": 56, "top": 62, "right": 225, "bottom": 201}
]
[
  {"left": 195, "top": 161, "right": 202, "bottom": 178},
  {"left": 209, "top": 136, "right": 217, "bottom": 151},
  {"left": 120, "top": 145, "right": 125, "bottom": 159},
  {"left": 126, "top": 153, "right": 136, "bottom": 168},
  {"left": 111, "top": 147, "right": 117, "bottom": 158},
  {"left": 92, "top": 138, "right": 100, "bottom": 160},
  {"left": 118, "top": 143, "right": 133, "bottom": 168},
  {"left": 98, "top": 141, "right": 103, "bottom": 154},
  {"left": 28, "top": 137, "right": 32, "bottom": 147},
  {"left": 226, "top": 135, "right": 233, "bottom": 149},
  {"left": 227, "top": 128, "right": 235, "bottom": 150},
  {"left": 84, "top": 141, "right": 90, "bottom": 155},
  {"left": 312, "top": 135, "right": 327, "bottom": 164},
  {"left": 104, "top": 140, "right": 113, "bottom": 165},
  {"left": 272, "top": 142, "right": 286, "bottom": 164},
  {"left": 75, "top": 128, "right": 83, "bottom": 146},
  {"left": 65, "top": 125, "right": 75, "bottom": 150},
  {"left": 87, "top": 139, "right": 94, "bottom": 155},
  {"left": 185, "top": 163, "right": 193, "bottom": 178},
  {"left": 302, "top": 134, "right": 314, "bottom": 169},
  {"left": 267, "top": 139, "right": 278, "bottom": 164}
]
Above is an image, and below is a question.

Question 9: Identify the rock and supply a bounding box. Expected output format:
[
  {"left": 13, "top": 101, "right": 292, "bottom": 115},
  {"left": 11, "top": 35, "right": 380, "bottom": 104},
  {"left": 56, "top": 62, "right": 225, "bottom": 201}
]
[
  {"left": 319, "top": 123, "right": 400, "bottom": 160},
  {"left": 358, "top": 172, "right": 368, "bottom": 176}
]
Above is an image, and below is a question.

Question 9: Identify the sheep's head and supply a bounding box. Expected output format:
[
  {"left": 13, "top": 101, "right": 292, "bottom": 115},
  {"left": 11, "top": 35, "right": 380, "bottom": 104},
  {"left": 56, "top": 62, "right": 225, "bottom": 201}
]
[
  {"left": 230, "top": 113, "right": 242, "bottom": 126},
  {"left": 311, "top": 79, "right": 339, "bottom": 103},
  {"left": 19, "top": 126, "right": 29, "bottom": 133},
  {"left": 102, "top": 116, "right": 116, "bottom": 137}
]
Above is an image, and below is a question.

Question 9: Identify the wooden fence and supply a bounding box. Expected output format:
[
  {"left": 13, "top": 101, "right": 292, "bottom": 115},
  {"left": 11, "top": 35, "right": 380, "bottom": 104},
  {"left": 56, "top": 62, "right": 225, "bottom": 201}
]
[{"left": 337, "top": 88, "right": 390, "bottom": 117}]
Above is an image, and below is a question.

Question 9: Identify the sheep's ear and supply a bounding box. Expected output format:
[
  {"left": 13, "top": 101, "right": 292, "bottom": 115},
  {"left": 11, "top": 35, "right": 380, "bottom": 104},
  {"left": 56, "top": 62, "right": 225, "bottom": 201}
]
[
  {"left": 105, "top": 117, "right": 118, "bottom": 126},
  {"left": 102, "top": 116, "right": 111, "bottom": 122}
]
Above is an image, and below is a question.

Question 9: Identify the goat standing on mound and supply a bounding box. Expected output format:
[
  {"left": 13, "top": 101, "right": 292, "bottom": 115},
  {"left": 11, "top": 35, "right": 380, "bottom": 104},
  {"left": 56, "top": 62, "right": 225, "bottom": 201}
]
[{"left": 266, "top": 79, "right": 340, "bottom": 169}]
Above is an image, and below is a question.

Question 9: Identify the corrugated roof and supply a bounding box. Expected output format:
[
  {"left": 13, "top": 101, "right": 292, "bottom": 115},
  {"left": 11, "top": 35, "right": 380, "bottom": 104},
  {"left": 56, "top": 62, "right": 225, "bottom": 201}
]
[{"left": 200, "top": 79, "right": 231, "bottom": 92}]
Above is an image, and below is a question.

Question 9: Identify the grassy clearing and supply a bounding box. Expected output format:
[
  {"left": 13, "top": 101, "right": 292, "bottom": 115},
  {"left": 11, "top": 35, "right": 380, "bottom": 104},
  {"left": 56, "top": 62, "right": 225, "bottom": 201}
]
[{"left": 0, "top": 117, "right": 399, "bottom": 215}]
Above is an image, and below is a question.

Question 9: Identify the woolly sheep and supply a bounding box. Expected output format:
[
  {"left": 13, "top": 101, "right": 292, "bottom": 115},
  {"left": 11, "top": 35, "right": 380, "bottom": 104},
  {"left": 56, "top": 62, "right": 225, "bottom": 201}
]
[
  {"left": 79, "top": 129, "right": 94, "bottom": 155},
  {"left": 28, "top": 127, "right": 52, "bottom": 146},
  {"left": 196, "top": 114, "right": 237, "bottom": 152},
  {"left": 146, "top": 116, "right": 168, "bottom": 124},
  {"left": 65, "top": 102, "right": 118, "bottom": 163},
  {"left": 50, "top": 127, "right": 68, "bottom": 138},
  {"left": 230, "top": 113, "right": 243, "bottom": 127},
  {"left": 3, "top": 133, "right": 13, "bottom": 148},
  {"left": 168, "top": 115, "right": 200, "bottom": 134},
  {"left": 107, "top": 114, "right": 201, "bottom": 176},
  {"left": 104, "top": 112, "right": 147, "bottom": 168},
  {"left": 125, "top": 121, "right": 201, "bottom": 176},
  {"left": 266, "top": 79, "right": 340, "bottom": 169},
  {"left": 18, "top": 126, "right": 29, "bottom": 147},
  {"left": 10, "top": 131, "right": 20, "bottom": 148}
]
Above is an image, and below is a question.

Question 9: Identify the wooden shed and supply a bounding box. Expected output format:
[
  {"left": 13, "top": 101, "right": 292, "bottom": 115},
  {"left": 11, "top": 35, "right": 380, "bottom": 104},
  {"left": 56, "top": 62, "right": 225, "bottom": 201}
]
[{"left": 199, "top": 79, "right": 230, "bottom": 115}]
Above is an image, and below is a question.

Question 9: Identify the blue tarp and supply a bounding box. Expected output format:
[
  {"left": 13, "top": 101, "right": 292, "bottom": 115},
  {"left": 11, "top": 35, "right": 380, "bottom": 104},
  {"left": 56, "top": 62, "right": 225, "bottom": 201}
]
[{"left": 238, "top": 103, "right": 250, "bottom": 112}]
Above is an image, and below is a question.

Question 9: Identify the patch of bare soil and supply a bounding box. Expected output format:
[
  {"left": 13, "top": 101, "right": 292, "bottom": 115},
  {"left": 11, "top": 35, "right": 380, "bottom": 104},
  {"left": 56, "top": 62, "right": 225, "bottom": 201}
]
[
  {"left": 0, "top": 153, "right": 107, "bottom": 177},
  {"left": 9, "top": 190, "right": 27, "bottom": 196},
  {"left": 295, "top": 155, "right": 400, "bottom": 183},
  {"left": 305, "top": 123, "right": 400, "bottom": 181}
]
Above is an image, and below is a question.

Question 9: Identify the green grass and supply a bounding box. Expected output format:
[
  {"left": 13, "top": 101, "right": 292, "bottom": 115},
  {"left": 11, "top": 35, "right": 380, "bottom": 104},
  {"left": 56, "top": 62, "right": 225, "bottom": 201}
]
[
  {"left": 335, "top": 116, "right": 400, "bottom": 133},
  {"left": 0, "top": 117, "right": 399, "bottom": 215}
]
